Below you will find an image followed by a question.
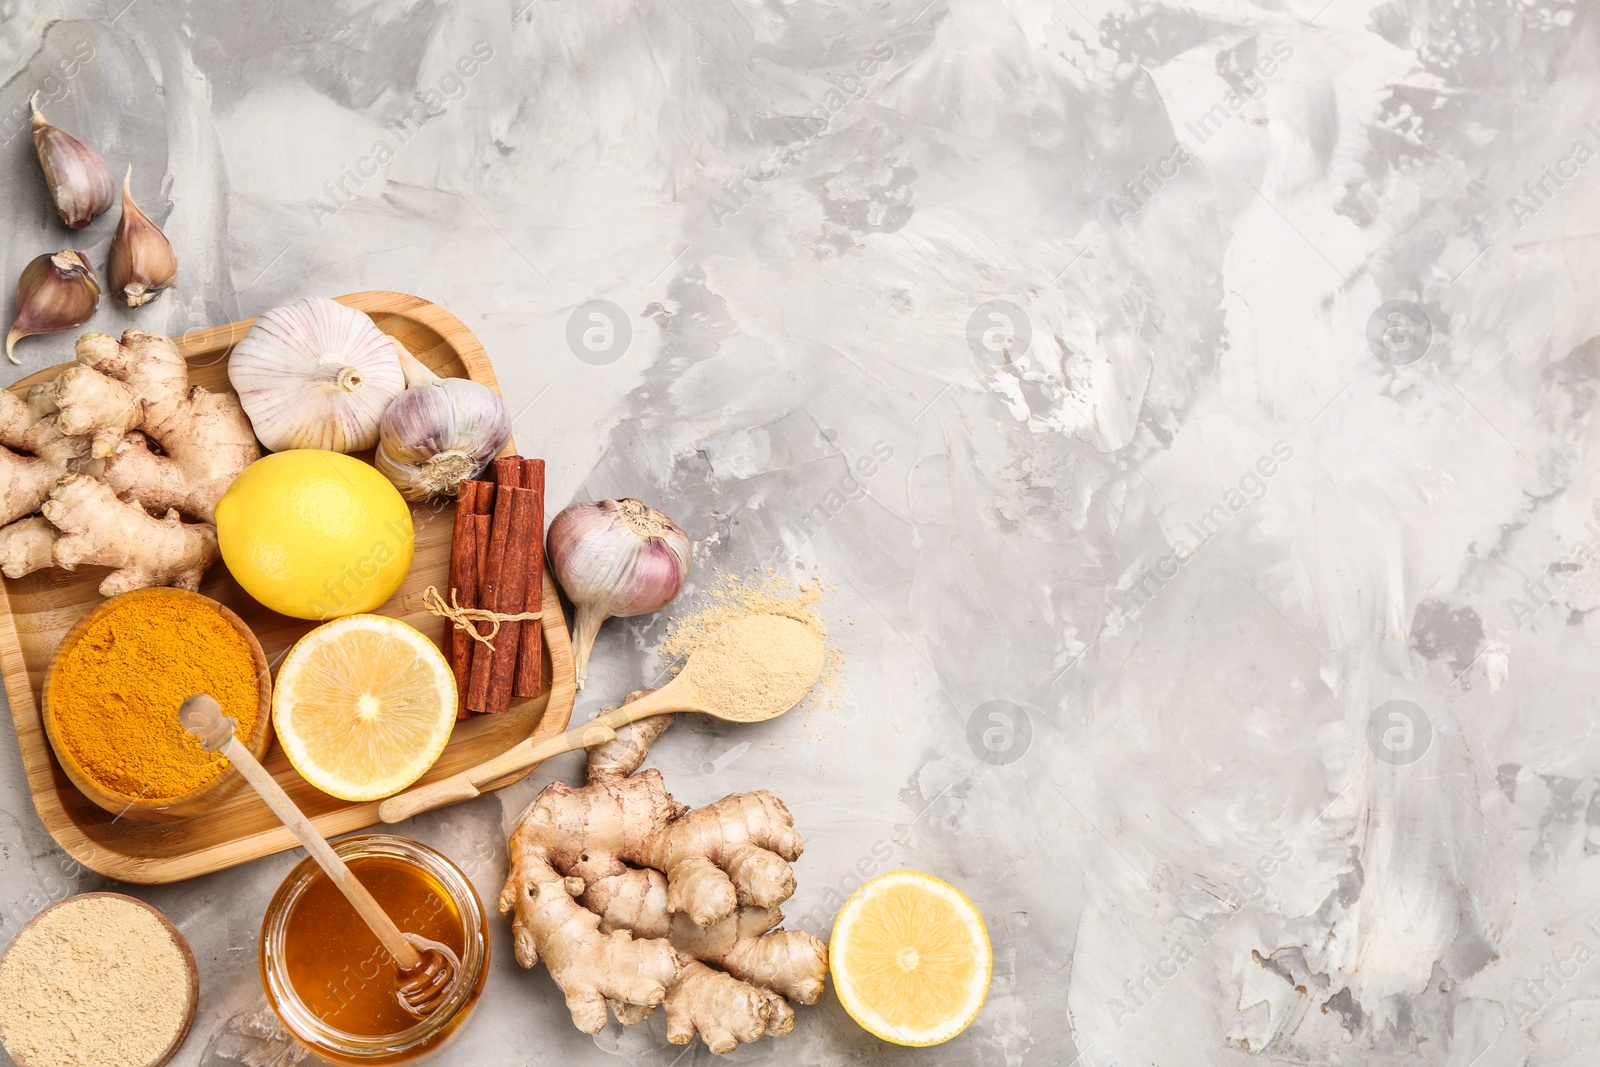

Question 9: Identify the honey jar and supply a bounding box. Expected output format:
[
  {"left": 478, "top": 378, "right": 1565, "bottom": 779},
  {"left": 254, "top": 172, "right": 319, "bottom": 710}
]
[{"left": 260, "top": 835, "right": 488, "bottom": 1064}]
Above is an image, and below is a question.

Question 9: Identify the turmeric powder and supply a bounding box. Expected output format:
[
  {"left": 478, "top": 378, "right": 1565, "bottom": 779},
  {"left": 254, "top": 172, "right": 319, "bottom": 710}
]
[{"left": 49, "top": 593, "right": 261, "bottom": 799}]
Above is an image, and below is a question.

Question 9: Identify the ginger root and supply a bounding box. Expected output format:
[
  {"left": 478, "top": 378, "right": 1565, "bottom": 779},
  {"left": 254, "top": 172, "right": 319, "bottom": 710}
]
[
  {"left": 44, "top": 475, "right": 218, "bottom": 595},
  {"left": 504, "top": 857, "right": 680, "bottom": 1034},
  {"left": 0, "top": 329, "right": 258, "bottom": 595},
  {"left": 500, "top": 694, "right": 827, "bottom": 1053},
  {"left": 0, "top": 517, "right": 56, "bottom": 578},
  {"left": 0, "top": 386, "right": 88, "bottom": 523}
]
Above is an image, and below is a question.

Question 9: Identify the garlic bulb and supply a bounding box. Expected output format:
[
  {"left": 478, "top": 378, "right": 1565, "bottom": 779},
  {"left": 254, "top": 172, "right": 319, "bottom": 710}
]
[
  {"left": 375, "top": 364, "right": 512, "bottom": 500},
  {"left": 547, "top": 499, "right": 691, "bottom": 688},
  {"left": 229, "top": 297, "right": 405, "bottom": 452},
  {"left": 5, "top": 251, "right": 100, "bottom": 364},
  {"left": 108, "top": 167, "right": 177, "bottom": 307},
  {"left": 30, "top": 94, "right": 114, "bottom": 229}
]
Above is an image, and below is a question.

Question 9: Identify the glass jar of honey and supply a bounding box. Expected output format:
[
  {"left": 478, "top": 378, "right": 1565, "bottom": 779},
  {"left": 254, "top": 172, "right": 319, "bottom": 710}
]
[{"left": 260, "top": 834, "right": 489, "bottom": 1064}]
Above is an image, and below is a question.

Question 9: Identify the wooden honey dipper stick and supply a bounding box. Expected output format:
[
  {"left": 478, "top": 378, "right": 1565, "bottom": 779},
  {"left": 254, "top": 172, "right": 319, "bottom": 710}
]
[{"left": 179, "top": 695, "right": 459, "bottom": 1019}]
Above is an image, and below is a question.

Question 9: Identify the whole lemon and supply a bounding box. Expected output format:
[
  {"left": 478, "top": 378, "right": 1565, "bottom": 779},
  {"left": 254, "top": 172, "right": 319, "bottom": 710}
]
[{"left": 216, "top": 450, "right": 415, "bottom": 620}]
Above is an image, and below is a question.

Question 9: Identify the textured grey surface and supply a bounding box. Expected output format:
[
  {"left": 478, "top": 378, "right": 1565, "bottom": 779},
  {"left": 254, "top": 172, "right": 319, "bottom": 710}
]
[{"left": 2, "top": 0, "right": 1598, "bottom": 1063}]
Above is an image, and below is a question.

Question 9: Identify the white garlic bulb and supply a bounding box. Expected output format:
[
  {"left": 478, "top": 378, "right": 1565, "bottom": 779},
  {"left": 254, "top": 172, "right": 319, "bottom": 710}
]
[
  {"left": 375, "top": 374, "right": 512, "bottom": 501},
  {"left": 228, "top": 297, "right": 405, "bottom": 452}
]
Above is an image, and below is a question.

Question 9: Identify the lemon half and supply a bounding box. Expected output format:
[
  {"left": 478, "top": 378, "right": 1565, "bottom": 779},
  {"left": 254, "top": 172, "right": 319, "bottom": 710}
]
[
  {"left": 829, "top": 870, "right": 992, "bottom": 1047},
  {"left": 273, "top": 615, "right": 456, "bottom": 801}
]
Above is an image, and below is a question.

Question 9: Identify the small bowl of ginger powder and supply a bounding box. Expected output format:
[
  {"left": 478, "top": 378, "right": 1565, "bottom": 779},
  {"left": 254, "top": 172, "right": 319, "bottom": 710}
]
[
  {"left": 42, "top": 587, "right": 272, "bottom": 822},
  {"left": 0, "top": 893, "right": 198, "bottom": 1067}
]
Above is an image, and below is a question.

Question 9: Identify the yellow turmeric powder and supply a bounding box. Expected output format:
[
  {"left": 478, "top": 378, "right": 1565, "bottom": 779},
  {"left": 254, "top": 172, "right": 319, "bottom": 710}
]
[{"left": 49, "top": 594, "right": 261, "bottom": 799}]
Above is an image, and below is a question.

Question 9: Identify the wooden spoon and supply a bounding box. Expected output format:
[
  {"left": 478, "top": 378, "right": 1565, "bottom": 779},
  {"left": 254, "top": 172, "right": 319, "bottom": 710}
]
[
  {"left": 179, "top": 694, "right": 459, "bottom": 1019},
  {"left": 379, "top": 613, "right": 824, "bottom": 824}
]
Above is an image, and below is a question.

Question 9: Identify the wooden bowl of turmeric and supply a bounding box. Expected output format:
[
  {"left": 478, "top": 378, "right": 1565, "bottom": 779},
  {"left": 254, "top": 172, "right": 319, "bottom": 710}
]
[{"left": 41, "top": 587, "right": 273, "bottom": 823}]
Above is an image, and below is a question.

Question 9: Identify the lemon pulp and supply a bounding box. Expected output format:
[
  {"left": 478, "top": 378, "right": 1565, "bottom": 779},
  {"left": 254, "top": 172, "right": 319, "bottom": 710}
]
[
  {"left": 273, "top": 615, "right": 456, "bottom": 802},
  {"left": 829, "top": 870, "right": 992, "bottom": 1047}
]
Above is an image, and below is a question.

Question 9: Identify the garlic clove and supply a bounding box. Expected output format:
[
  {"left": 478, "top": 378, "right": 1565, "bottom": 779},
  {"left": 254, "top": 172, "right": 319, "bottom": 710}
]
[
  {"left": 375, "top": 376, "right": 512, "bottom": 501},
  {"left": 546, "top": 498, "right": 691, "bottom": 688},
  {"left": 108, "top": 167, "right": 178, "bottom": 308},
  {"left": 30, "top": 94, "right": 115, "bottom": 229},
  {"left": 5, "top": 251, "right": 101, "bottom": 364}
]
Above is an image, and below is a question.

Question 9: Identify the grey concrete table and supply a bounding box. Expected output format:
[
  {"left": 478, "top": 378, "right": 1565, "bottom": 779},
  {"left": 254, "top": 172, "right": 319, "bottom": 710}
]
[{"left": 0, "top": 1, "right": 1594, "bottom": 1064}]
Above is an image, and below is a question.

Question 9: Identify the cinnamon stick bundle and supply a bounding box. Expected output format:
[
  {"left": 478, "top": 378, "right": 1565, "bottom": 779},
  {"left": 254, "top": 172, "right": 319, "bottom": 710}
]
[
  {"left": 450, "top": 459, "right": 546, "bottom": 716},
  {"left": 465, "top": 456, "right": 545, "bottom": 714}
]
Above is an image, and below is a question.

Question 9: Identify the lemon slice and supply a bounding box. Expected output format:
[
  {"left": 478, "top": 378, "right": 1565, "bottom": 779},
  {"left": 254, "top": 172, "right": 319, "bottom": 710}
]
[
  {"left": 830, "top": 870, "right": 992, "bottom": 1047},
  {"left": 272, "top": 615, "right": 456, "bottom": 802}
]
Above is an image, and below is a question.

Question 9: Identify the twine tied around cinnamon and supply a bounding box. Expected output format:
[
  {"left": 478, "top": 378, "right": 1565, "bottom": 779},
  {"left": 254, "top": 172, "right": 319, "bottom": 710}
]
[{"left": 422, "top": 585, "right": 542, "bottom": 652}]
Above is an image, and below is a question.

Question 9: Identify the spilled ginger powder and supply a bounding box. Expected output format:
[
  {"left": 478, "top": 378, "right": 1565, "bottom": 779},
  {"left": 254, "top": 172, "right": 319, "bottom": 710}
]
[{"left": 0, "top": 895, "right": 192, "bottom": 1067}]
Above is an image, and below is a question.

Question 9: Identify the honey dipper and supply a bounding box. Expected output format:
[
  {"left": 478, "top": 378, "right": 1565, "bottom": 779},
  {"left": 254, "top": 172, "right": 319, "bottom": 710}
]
[{"left": 179, "top": 694, "right": 459, "bottom": 1019}]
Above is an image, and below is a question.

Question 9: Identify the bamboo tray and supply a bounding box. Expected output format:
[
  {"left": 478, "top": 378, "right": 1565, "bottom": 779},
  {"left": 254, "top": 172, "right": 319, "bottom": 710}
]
[{"left": 0, "top": 291, "right": 575, "bottom": 884}]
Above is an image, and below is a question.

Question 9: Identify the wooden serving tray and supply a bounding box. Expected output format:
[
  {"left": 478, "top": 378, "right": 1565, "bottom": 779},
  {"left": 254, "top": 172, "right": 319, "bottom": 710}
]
[{"left": 0, "top": 291, "right": 575, "bottom": 883}]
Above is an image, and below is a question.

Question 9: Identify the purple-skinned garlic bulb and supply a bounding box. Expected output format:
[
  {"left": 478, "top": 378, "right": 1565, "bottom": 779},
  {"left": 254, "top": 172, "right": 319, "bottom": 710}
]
[
  {"left": 546, "top": 499, "right": 691, "bottom": 688},
  {"left": 375, "top": 365, "right": 511, "bottom": 501}
]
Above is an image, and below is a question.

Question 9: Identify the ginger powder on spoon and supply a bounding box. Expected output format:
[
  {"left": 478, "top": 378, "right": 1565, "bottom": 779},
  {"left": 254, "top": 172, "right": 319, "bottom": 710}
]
[{"left": 680, "top": 613, "right": 826, "bottom": 720}]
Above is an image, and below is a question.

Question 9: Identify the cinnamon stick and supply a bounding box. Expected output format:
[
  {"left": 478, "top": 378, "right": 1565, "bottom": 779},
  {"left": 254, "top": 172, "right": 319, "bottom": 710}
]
[
  {"left": 467, "top": 485, "right": 533, "bottom": 714},
  {"left": 466, "top": 491, "right": 512, "bottom": 712},
  {"left": 448, "top": 481, "right": 495, "bottom": 718},
  {"left": 472, "top": 514, "right": 491, "bottom": 591},
  {"left": 493, "top": 456, "right": 525, "bottom": 489},
  {"left": 513, "top": 459, "right": 546, "bottom": 698},
  {"left": 485, "top": 487, "right": 536, "bottom": 711},
  {"left": 461, "top": 479, "right": 495, "bottom": 514},
  {"left": 448, "top": 494, "right": 481, "bottom": 719}
]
